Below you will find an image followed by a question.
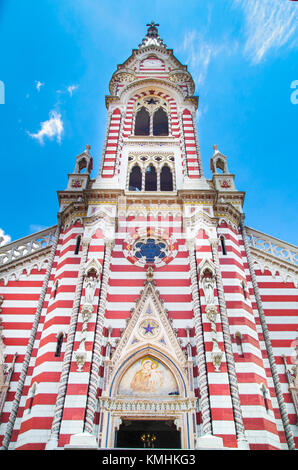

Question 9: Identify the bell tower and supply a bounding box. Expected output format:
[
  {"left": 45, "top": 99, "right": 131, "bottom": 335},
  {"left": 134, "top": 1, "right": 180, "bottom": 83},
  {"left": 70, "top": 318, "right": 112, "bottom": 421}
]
[{"left": 94, "top": 21, "right": 209, "bottom": 192}]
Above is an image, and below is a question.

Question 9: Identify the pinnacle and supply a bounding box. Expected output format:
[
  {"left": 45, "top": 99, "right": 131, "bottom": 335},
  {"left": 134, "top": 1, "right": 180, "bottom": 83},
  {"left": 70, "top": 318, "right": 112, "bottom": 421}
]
[{"left": 138, "top": 21, "right": 166, "bottom": 49}]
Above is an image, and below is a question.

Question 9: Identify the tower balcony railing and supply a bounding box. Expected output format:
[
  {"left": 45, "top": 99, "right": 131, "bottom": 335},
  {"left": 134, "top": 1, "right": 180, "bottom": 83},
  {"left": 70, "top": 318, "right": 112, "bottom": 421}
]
[
  {"left": 0, "top": 225, "right": 57, "bottom": 269},
  {"left": 245, "top": 226, "right": 298, "bottom": 267}
]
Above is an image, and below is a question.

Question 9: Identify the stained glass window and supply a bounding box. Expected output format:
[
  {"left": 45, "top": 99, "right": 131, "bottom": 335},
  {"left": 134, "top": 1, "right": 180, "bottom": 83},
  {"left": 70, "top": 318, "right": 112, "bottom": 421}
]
[{"left": 133, "top": 238, "right": 168, "bottom": 264}]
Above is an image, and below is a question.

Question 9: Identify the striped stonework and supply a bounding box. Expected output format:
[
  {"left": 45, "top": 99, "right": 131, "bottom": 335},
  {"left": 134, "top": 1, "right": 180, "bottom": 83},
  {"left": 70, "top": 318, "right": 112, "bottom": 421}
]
[{"left": 0, "top": 23, "right": 297, "bottom": 451}]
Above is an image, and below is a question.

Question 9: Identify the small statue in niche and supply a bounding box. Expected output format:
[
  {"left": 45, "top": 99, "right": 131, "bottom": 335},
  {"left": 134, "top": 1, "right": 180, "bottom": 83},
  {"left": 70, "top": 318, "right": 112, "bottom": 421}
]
[
  {"left": 201, "top": 270, "right": 215, "bottom": 305},
  {"left": 84, "top": 269, "right": 97, "bottom": 305}
]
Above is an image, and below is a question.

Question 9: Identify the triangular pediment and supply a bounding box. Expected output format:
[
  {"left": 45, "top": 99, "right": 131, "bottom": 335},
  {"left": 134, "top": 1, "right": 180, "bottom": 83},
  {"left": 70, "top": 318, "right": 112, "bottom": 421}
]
[{"left": 110, "top": 279, "right": 187, "bottom": 369}]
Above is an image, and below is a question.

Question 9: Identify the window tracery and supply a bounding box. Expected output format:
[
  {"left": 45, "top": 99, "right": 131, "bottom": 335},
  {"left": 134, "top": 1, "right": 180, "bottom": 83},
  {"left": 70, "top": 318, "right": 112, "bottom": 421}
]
[
  {"left": 133, "top": 238, "right": 168, "bottom": 265},
  {"left": 127, "top": 154, "right": 175, "bottom": 192},
  {"left": 133, "top": 96, "right": 170, "bottom": 136}
]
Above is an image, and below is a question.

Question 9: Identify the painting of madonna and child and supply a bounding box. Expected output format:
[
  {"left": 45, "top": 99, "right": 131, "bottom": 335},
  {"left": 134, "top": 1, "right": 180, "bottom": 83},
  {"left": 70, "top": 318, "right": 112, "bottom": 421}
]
[{"left": 118, "top": 356, "right": 179, "bottom": 397}]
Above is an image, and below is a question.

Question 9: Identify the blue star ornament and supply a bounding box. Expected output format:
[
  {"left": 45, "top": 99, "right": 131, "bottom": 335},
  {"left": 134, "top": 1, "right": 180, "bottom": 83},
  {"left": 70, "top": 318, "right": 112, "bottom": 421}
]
[{"left": 142, "top": 321, "right": 156, "bottom": 335}]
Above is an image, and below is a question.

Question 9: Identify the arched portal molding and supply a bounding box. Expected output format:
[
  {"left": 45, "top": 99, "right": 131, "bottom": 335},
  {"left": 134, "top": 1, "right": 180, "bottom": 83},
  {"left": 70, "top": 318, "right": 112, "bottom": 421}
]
[
  {"left": 106, "top": 345, "right": 190, "bottom": 400},
  {"left": 119, "top": 79, "right": 187, "bottom": 107}
]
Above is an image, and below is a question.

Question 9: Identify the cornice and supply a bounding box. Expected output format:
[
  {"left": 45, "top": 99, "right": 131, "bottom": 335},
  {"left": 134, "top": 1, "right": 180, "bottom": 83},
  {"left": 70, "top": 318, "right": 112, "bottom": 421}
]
[
  {"left": 123, "top": 135, "right": 180, "bottom": 147},
  {"left": 122, "top": 45, "right": 183, "bottom": 69},
  {"left": 213, "top": 200, "right": 243, "bottom": 227},
  {"left": 118, "top": 77, "right": 196, "bottom": 104}
]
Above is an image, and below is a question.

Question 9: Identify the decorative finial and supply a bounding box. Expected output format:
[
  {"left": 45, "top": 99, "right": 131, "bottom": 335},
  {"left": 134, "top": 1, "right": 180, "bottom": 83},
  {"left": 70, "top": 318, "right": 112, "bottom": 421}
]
[
  {"left": 146, "top": 266, "right": 154, "bottom": 282},
  {"left": 146, "top": 21, "right": 159, "bottom": 38},
  {"left": 85, "top": 144, "right": 91, "bottom": 151},
  {"left": 139, "top": 21, "right": 166, "bottom": 49},
  {"left": 213, "top": 144, "right": 218, "bottom": 151}
]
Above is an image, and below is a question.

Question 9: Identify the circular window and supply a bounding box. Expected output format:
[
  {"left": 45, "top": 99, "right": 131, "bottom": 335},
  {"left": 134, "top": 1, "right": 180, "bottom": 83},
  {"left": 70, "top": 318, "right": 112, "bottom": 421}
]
[
  {"left": 133, "top": 238, "right": 168, "bottom": 264},
  {"left": 123, "top": 234, "right": 178, "bottom": 268}
]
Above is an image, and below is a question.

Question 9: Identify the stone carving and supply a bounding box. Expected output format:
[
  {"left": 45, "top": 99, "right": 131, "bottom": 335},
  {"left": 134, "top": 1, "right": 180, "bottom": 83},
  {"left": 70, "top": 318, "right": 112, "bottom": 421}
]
[
  {"left": 146, "top": 266, "right": 154, "bottom": 282},
  {"left": 99, "top": 397, "right": 197, "bottom": 413},
  {"left": 110, "top": 281, "right": 187, "bottom": 369},
  {"left": 282, "top": 336, "right": 298, "bottom": 424},
  {"left": 74, "top": 349, "right": 87, "bottom": 373},
  {"left": 75, "top": 265, "right": 100, "bottom": 372},
  {"left": 201, "top": 275, "right": 215, "bottom": 305},
  {"left": 199, "top": 259, "right": 223, "bottom": 373},
  {"left": 84, "top": 276, "right": 97, "bottom": 305}
]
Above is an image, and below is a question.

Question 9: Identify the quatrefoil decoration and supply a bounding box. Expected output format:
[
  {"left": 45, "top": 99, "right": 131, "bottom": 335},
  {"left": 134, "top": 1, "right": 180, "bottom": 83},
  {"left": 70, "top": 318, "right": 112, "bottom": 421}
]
[
  {"left": 123, "top": 234, "right": 178, "bottom": 268},
  {"left": 134, "top": 238, "right": 167, "bottom": 264}
]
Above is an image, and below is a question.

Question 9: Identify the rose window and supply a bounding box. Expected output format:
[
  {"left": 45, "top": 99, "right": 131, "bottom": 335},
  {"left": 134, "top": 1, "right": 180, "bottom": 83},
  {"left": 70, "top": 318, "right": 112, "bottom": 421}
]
[
  {"left": 133, "top": 238, "right": 168, "bottom": 265},
  {"left": 123, "top": 234, "right": 178, "bottom": 268}
]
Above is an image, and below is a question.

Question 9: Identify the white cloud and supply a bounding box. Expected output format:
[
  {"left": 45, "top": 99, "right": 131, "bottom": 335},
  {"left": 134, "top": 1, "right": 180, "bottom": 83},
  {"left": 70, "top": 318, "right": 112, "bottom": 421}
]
[
  {"left": 233, "top": 0, "right": 298, "bottom": 63},
  {"left": 35, "top": 80, "right": 45, "bottom": 92},
  {"left": 182, "top": 32, "right": 212, "bottom": 85},
  {"left": 0, "top": 228, "right": 11, "bottom": 246},
  {"left": 67, "top": 84, "right": 78, "bottom": 96},
  {"left": 28, "top": 110, "right": 64, "bottom": 145},
  {"left": 181, "top": 31, "right": 237, "bottom": 86}
]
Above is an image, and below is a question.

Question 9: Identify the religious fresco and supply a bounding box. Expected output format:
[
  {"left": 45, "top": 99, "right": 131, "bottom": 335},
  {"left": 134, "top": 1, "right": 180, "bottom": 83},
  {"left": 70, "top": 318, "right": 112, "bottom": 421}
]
[{"left": 118, "top": 356, "right": 179, "bottom": 396}]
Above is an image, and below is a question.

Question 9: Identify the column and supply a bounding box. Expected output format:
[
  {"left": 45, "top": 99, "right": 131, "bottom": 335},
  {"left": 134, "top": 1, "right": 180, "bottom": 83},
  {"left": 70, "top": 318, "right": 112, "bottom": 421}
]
[
  {"left": 83, "top": 240, "right": 114, "bottom": 439},
  {"left": 188, "top": 241, "right": 212, "bottom": 438},
  {"left": 45, "top": 236, "right": 90, "bottom": 449},
  {"left": 210, "top": 238, "right": 249, "bottom": 449}
]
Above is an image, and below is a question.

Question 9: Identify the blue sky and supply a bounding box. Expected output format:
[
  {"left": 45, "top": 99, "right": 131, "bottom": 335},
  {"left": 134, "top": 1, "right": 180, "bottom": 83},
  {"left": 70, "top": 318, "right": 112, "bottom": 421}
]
[{"left": 0, "top": 0, "right": 297, "bottom": 245}]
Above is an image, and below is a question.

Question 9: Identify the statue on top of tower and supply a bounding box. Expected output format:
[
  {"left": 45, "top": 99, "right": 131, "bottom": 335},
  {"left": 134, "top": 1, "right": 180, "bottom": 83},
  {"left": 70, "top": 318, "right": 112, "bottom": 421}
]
[
  {"left": 146, "top": 21, "right": 159, "bottom": 38},
  {"left": 138, "top": 21, "right": 166, "bottom": 49}
]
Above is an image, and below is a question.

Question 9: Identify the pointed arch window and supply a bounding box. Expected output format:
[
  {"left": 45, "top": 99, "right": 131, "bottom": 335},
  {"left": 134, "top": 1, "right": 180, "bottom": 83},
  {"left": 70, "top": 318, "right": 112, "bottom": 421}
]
[
  {"left": 145, "top": 165, "right": 157, "bottom": 191},
  {"left": 134, "top": 107, "right": 150, "bottom": 136},
  {"left": 215, "top": 159, "right": 225, "bottom": 173},
  {"left": 55, "top": 332, "right": 64, "bottom": 357},
  {"left": 261, "top": 384, "right": 270, "bottom": 412},
  {"left": 78, "top": 158, "right": 87, "bottom": 173},
  {"left": 127, "top": 154, "right": 175, "bottom": 192},
  {"left": 53, "top": 280, "right": 59, "bottom": 299},
  {"left": 129, "top": 165, "right": 142, "bottom": 191},
  {"left": 153, "top": 107, "right": 169, "bottom": 136},
  {"left": 241, "top": 281, "right": 248, "bottom": 300},
  {"left": 27, "top": 382, "right": 37, "bottom": 414},
  {"left": 220, "top": 236, "right": 227, "bottom": 255},
  {"left": 160, "top": 165, "right": 173, "bottom": 191},
  {"left": 235, "top": 332, "right": 244, "bottom": 357},
  {"left": 133, "top": 96, "right": 170, "bottom": 137},
  {"left": 74, "top": 235, "right": 81, "bottom": 255}
]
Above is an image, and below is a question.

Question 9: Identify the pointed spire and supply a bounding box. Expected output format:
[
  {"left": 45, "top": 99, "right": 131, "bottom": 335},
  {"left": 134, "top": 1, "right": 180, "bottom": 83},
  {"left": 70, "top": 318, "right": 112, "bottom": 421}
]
[{"left": 138, "top": 21, "right": 167, "bottom": 49}]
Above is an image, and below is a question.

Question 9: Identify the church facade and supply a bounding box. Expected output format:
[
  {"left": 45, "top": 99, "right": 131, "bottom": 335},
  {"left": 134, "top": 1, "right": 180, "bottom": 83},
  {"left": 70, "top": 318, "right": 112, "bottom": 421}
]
[{"left": 0, "top": 23, "right": 297, "bottom": 451}]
